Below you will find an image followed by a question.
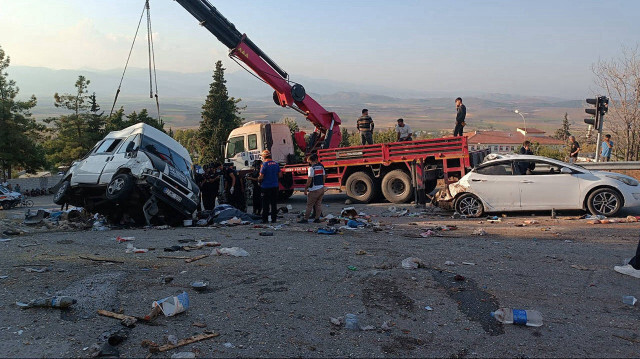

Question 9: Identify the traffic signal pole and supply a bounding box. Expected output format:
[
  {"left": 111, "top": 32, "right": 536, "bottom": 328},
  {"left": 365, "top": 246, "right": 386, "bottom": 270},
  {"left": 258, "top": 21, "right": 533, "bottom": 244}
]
[{"left": 584, "top": 96, "right": 608, "bottom": 162}]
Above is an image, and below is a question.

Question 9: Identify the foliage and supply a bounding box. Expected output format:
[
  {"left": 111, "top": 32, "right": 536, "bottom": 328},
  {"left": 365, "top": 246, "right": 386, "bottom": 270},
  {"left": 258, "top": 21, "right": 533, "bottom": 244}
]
[
  {"left": 339, "top": 127, "right": 352, "bottom": 147},
  {"left": 173, "top": 128, "right": 200, "bottom": 163},
  {"left": 104, "top": 107, "right": 165, "bottom": 133},
  {"left": 0, "top": 46, "right": 47, "bottom": 179},
  {"left": 592, "top": 45, "right": 640, "bottom": 161},
  {"left": 531, "top": 143, "right": 566, "bottom": 161},
  {"left": 282, "top": 117, "right": 305, "bottom": 162},
  {"left": 198, "top": 61, "right": 244, "bottom": 164},
  {"left": 553, "top": 112, "right": 571, "bottom": 141}
]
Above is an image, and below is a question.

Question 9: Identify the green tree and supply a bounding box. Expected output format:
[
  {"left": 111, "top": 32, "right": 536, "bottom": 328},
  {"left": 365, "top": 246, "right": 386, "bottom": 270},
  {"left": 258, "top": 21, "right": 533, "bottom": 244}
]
[
  {"left": 282, "top": 117, "right": 304, "bottom": 162},
  {"left": 104, "top": 107, "right": 165, "bottom": 133},
  {"left": 173, "top": 128, "right": 200, "bottom": 163},
  {"left": 0, "top": 46, "right": 47, "bottom": 179},
  {"left": 554, "top": 112, "right": 571, "bottom": 141},
  {"left": 198, "top": 61, "right": 243, "bottom": 163},
  {"left": 339, "top": 127, "right": 352, "bottom": 147}
]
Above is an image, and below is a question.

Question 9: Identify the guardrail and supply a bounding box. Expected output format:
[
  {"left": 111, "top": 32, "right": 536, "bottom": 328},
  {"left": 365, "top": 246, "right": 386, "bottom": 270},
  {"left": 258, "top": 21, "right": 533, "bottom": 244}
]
[{"left": 579, "top": 161, "right": 640, "bottom": 180}]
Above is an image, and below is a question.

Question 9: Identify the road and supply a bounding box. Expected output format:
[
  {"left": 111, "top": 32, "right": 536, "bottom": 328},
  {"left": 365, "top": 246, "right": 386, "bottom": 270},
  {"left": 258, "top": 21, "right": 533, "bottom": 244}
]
[{"left": 0, "top": 193, "right": 639, "bottom": 358}]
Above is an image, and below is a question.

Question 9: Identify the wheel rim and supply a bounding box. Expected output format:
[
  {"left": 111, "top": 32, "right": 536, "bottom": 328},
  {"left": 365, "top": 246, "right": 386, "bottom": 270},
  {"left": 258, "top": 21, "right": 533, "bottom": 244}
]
[
  {"left": 389, "top": 178, "right": 406, "bottom": 196},
  {"left": 107, "top": 178, "right": 125, "bottom": 195},
  {"left": 352, "top": 180, "right": 368, "bottom": 197},
  {"left": 592, "top": 191, "right": 619, "bottom": 215},
  {"left": 457, "top": 196, "right": 481, "bottom": 216}
]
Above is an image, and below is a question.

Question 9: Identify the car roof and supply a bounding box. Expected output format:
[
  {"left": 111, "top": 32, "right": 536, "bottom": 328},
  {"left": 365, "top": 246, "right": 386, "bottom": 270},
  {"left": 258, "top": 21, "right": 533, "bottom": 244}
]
[
  {"left": 479, "top": 154, "right": 580, "bottom": 169},
  {"left": 104, "top": 123, "right": 192, "bottom": 164}
]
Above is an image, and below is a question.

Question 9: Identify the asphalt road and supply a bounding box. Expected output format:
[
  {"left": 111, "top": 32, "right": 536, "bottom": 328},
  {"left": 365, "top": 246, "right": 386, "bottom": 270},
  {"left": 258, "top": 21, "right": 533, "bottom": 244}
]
[{"left": 0, "top": 193, "right": 639, "bottom": 358}]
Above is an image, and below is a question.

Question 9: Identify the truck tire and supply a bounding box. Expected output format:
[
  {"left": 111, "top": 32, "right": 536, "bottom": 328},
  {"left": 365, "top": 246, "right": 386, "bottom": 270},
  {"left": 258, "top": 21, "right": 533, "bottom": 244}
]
[
  {"left": 53, "top": 180, "right": 71, "bottom": 205},
  {"left": 587, "top": 187, "right": 622, "bottom": 217},
  {"left": 106, "top": 174, "right": 135, "bottom": 201},
  {"left": 346, "top": 171, "right": 377, "bottom": 203},
  {"left": 381, "top": 170, "right": 413, "bottom": 204}
]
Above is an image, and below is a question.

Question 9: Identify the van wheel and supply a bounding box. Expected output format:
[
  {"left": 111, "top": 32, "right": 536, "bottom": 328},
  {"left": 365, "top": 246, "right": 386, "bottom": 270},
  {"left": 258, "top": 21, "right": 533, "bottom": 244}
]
[
  {"left": 106, "top": 174, "right": 135, "bottom": 201},
  {"left": 455, "top": 193, "right": 484, "bottom": 218},
  {"left": 587, "top": 188, "right": 622, "bottom": 217},
  {"left": 53, "top": 180, "right": 70, "bottom": 205},
  {"left": 346, "top": 171, "right": 377, "bottom": 203},
  {"left": 382, "top": 170, "right": 413, "bottom": 204}
]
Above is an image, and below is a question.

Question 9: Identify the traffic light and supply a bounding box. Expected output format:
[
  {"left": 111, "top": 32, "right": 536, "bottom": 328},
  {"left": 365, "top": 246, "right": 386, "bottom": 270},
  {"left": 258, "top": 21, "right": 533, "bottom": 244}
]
[
  {"left": 598, "top": 96, "right": 609, "bottom": 115},
  {"left": 584, "top": 97, "right": 599, "bottom": 128}
]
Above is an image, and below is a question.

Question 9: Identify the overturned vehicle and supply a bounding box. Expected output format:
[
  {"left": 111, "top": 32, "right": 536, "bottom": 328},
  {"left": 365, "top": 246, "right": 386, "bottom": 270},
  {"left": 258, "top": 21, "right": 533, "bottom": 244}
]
[{"left": 53, "top": 123, "right": 200, "bottom": 225}]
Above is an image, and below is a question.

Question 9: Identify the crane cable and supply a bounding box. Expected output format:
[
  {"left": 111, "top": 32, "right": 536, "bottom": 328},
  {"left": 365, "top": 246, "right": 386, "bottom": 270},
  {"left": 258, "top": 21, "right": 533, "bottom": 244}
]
[{"left": 109, "top": 0, "right": 161, "bottom": 122}]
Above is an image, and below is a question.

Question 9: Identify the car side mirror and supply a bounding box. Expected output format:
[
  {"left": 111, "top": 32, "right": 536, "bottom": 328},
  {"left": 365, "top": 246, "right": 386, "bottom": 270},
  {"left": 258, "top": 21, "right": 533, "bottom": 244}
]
[
  {"left": 560, "top": 167, "right": 572, "bottom": 174},
  {"left": 125, "top": 142, "right": 136, "bottom": 153}
]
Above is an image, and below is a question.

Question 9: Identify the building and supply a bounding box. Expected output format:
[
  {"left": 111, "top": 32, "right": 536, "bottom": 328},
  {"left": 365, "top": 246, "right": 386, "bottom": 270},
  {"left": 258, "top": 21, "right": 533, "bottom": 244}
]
[{"left": 466, "top": 128, "right": 565, "bottom": 154}]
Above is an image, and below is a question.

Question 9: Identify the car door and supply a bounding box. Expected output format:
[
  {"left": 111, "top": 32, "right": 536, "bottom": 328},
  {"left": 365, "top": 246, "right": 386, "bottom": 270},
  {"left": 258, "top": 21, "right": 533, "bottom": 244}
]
[
  {"left": 73, "top": 138, "right": 123, "bottom": 184},
  {"left": 517, "top": 160, "right": 582, "bottom": 210},
  {"left": 468, "top": 161, "right": 520, "bottom": 211},
  {"left": 99, "top": 135, "right": 140, "bottom": 184}
]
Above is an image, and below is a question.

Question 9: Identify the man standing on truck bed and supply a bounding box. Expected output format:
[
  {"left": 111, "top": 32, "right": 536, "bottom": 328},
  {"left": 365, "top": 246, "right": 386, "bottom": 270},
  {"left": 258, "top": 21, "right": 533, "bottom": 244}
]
[
  {"left": 258, "top": 150, "right": 282, "bottom": 224},
  {"left": 357, "top": 109, "right": 374, "bottom": 145},
  {"left": 454, "top": 97, "right": 466, "bottom": 137}
]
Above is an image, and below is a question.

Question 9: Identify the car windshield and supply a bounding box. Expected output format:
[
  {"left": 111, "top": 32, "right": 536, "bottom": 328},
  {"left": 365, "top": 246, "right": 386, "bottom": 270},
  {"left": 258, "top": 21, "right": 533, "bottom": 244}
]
[{"left": 140, "top": 135, "right": 192, "bottom": 177}]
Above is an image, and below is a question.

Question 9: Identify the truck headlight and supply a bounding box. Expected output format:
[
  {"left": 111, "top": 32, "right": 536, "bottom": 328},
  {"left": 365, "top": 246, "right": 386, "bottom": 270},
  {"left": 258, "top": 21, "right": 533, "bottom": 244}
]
[{"left": 606, "top": 175, "right": 639, "bottom": 187}]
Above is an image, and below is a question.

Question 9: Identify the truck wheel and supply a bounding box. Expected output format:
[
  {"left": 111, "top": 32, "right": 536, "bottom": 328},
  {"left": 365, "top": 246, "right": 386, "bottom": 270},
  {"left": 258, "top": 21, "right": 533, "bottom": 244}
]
[
  {"left": 106, "top": 174, "right": 135, "bottom": 201},
  {"left": 53, "top": 180, "right": 70, "bottom": 205},
  {"left": 382, "top": 170, "right": 413, "bottom": 204},
  {"left": 346, "top": 171, "right": 377, "bottom": 203},
  {"left": 279, "top": 189, "right": 294, "bottom": 200},
  {"left": 587, "top": 188, "right": 622, "bottom": 217},
  {"left": 455, "top": 193, "right": 484, "bottom": 218}
]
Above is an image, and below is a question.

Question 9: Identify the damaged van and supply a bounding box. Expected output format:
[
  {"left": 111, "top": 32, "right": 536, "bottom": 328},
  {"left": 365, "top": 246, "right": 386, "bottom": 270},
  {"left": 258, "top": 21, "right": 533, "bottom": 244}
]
[{"left": 53, "top": 123, "right": 200, "bottom": 225}]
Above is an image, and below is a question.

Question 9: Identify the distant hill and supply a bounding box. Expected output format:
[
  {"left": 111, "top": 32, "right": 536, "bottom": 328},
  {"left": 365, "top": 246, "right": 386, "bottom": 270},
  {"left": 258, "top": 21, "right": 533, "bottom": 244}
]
[{"left": 6, "top": 66, "right": 587, "bottom": 133}]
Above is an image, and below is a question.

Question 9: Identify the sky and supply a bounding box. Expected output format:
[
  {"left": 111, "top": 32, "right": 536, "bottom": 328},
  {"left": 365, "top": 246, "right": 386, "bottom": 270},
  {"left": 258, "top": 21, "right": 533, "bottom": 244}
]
[{"left": 1, "top": 0, "right": 639, "bottom": 99}]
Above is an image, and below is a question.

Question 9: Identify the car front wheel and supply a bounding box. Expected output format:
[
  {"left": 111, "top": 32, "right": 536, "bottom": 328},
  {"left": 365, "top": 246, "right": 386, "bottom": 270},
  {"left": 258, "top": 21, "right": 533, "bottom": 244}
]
[
  {"left": 455, "top": 193, "right": 484, "bottom": 218},
  {"left": 53, "top": 180, "right": 70, "bottom": 205},
  {"left": 587, "top": 188, "right": 622, "bottom": 217}
]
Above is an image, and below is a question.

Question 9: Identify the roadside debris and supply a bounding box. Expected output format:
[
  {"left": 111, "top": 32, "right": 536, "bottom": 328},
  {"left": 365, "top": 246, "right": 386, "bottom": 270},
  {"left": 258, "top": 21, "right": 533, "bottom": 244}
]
[
  {"left": 148, "top": 332, "right": 219, "bottom": 353},
  {"left": 115, "top": 236, "right": 135, "bottom": 243},
  {"left": 344, "top": 313, "right": 359, "bottom": 330},
  {"left": 97, "top": 309, "right": 138, "bottom": 327},
  {"left": 152, "top": 292, "right": 190, "bottom": 317},
  {"left": 79, "top": 256, "right": 124, "bottom": 264},
  {"left": 317, "top": 228, "right": 338, "bottom": 235},
  {"left": 401, "top": 257, "right": 426, "bottom": 270},
  {"left": 424, "top": 306, "right": 433, "bottom": 311},
  {"left": 472, "top": 228, "right": 487, "bottom": 236},
  {"left": 17, "top": 296, "right": 77, "bottom": 309},
  {"left": 191, "top": 281, "right": 208, "bottom": 292},
  {"left": 185, "top": 254, "right": 209, "bottom": 263},
  {"left": 25, "top": 267, "right": 50, "bottom": 273},
  {"left": 491, "top": 308, "right": 543, "bottom": 327},
  {"left": 444, "top": 261, "right": 455, "bottom": 266},
  {"left": 215, "top": 247, "right": 249, "bottom": 257},
  {"left": 171, "top": 352, "right": 196, "bottom": 359},
  {"left": 330, "top": 317, "right": 343, "bottom": 326},
  {"left": 340, "top": 207, "right": 358, "bottom": 218},
  {"left": 125, "top": 243, "right": 149, "bottom": 253},
  {"left": 622, "top": 296, "right": 637, "bottom": 306}
]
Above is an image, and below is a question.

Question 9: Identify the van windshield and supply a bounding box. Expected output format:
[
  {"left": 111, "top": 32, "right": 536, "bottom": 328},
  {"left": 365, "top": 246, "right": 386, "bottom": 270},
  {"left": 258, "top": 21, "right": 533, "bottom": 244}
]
[{"left": 140, "top": 135, "right": 192, "bottom": 177}]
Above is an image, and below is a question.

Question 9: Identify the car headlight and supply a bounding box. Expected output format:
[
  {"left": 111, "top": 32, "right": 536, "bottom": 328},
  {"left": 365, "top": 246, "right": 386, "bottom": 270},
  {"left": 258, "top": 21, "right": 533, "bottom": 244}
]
[
  {"left": 606, "top": 175, "right": 639, "bottom": 186},
  {"left": 142, "top": 168, "right": 161, "bottom": 177}
]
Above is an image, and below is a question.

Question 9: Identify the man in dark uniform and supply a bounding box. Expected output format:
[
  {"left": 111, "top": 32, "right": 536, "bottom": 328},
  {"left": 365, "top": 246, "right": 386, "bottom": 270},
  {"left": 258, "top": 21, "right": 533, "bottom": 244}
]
[
  {"left": 223, "top": 164, "right": 246, "bottom": 212},
  {"left": 200, "top": 163, "right": 221, "bottom": 211},
  {"left": 357, "top": 109, "right": 374, "bottom": 145},
  {"left": 246, "top": 160, "right": 263, "bottom": 216},
  {"left": 258, "top": 150, "right": 282, "bottom": 224},
  {"left": 454, "top": 97, "right": 466, "bottom": 137}
]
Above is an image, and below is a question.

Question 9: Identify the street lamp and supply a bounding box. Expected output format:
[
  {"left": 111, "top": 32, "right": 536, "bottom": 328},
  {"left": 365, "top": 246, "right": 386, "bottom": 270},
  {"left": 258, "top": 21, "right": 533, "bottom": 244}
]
[{"left": 515, "top": 109, "right": 526, "bottom": 139}]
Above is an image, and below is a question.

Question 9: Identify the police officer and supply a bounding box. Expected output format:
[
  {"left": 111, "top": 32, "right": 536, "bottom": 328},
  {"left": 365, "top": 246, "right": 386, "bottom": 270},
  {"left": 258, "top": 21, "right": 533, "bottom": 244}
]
[
  {"left": 246, "top": 160, "right": 263, "bottom": 216},
  {"left": 298, "top": 154, "right": 326, "bottom": 223},
  {"left": 258, "top": 150, "right": 282, "bottom": 223}
]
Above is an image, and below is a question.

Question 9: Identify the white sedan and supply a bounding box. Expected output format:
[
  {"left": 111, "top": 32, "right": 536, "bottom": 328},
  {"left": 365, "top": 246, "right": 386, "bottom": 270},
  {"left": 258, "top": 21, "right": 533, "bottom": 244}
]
[{"left": 438, "top": 155, "right": 640, "bottom": 217}]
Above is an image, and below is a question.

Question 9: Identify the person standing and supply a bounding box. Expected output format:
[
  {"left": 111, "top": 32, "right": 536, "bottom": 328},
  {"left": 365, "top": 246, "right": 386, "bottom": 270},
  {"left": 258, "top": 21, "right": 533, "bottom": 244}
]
[
  {"left": 200, "top": 163, "right": 221, "bottom": 211},
  {"left": 246, "top": 160, "right": 263, "bottom": 216},
  {"left": 454, "top": 97, "right": 466, "bottom": 137},
  {"left": 298, "top": 154, "right": 326, "bottom": 224},
  {"left": 601, "top": 134, "right": 614, "bottom": 162},
  {"left": 258, "top": 150, "right": 282, "bottom": 224},
  {"left": 614, "top": 238, "right": 640, "bottom": 278},
  {"left": 395, "top": 118, "right": 413, "bottom": 142},
  {"left": 14, "top": 183, "right": 21, "bottom": 194},
  {"left": 568, "top": 136, "right": 580, "bottom": 164},
  {"left": 517, "top": 141, "right": 534, "bottom": 175},
  {"left": 224, "top": 164, "right": 245, "bottom": 212},
  {"left": 357, "top": 109, "right": 374, "bottom": 145}
]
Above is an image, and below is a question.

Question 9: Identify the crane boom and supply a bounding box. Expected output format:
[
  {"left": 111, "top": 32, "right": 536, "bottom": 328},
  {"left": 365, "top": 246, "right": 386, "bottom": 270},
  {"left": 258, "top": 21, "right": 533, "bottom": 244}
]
[{"left": 175, "top": 0, "right": 342, "bottom": 152}]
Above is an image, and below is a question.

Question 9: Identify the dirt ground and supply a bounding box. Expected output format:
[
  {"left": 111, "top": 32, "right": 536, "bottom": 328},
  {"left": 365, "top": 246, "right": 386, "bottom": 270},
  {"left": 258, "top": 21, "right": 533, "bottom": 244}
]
[{"left": 1, "top": 193, "right": 639, "bottom": 358}]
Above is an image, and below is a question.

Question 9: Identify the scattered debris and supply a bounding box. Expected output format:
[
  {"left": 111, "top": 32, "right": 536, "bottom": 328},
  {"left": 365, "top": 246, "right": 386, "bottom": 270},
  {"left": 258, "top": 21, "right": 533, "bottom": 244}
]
[
  {"left": 622, "top": 296, "right": 637, "bottom": 306},
  {"left": 381, "top": 320, "right": 393, "bottom": 331},
  {"left": 344, "top": 314, "right": 359, "bottom": 330},
  {"left": 25, "top": 267, "right": 50, "bottom": 273},
  {"left": 401, "top": 257, "right": 425, "bottom": 270},
  {"left": 347, "top": 265, "right": 358, "bottom": 271},
  {"left": 125, "top": 243, "right": 149, "bottom": 253},
  {"left": 165, "top": 335, "right": 179, "bottom": 346},
  {"left": 356, "top": 250, "right": 367, "bottom": 255},
  {"left": 79, "top": 256, "right": 125, "bottom": 264},
  {"left": 171, "top": 352, "right": 196, "bottom": 359},
  {"left": 454, "top": 274, "right": 466, "bottom": 281},
  {"left": 185, "top": 254, "right": 209, "bottom": 263},
  {"left": 149, "top": 332, "right": 219, "bottom": 353},
  {"left": 259, "top": 232, "right": 274, "bottom": 236},
  {"left": 472, "top": 228, "right": 487, "bottom": 236},
  {"left": 444, "top": 261, "right": 455, "bottom": 266},
  {"left": 115, "top": 236, "right": 135, "bottom": 243},
  {"left": 360, "top": 325, "right": 375, "bottom": 331},
  {"left": 215, "top": 247, "right": 249, "bottom": 257},
  {"left": 420, "top": 230, "right": 435, "bottom": 237},
  {"left": 17, "top": 296, "right": 77, "bottom": 309},
  {"left": 330, "top": 317, "right": 343, "bottom": 326},
  {"left": 223, "top": 342, "right": 236, "bottom": 349},
  {"left": 462, "top": 262, "right": 476, "bottom": 266},
  {"left": 97, "top": 309, "right": 138, "bottom": 327},
  {"left": 191, "top": 281, "right": 208, "bottom": 292},
  {"left": 192, "top": 322, "right": 207, "bottom": 328},
  {"left": 424, "top": 306, "right": 433, "bottom": 311},
  {"left": 152, "top": 292, "right": 190, "bottom": 317},
  {"left": 317, "top": 228, "right": 338, "bottom": 235},
  {"left": 340, "top": 207, "right": 358, "bottom": 218}
]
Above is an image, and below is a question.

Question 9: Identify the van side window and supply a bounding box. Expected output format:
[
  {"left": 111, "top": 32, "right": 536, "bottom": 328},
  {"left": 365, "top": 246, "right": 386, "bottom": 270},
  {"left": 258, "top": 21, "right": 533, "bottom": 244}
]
[
  {"left": 248, "top": 134, "right": 258, "bottom": 150},
  {"left": 95, "top": 139, "right": 122, "bottom": 154},
  {"left": 117, "top": 135, "right": 140, "bottom": 154}
]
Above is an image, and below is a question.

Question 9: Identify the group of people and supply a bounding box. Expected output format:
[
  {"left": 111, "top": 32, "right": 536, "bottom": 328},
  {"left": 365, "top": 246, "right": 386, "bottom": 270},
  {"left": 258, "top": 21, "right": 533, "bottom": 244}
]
[
  {"left": 567, "top": 133, "right": 614, "bottom": 163},
  {"left": 355, "top": 97, "right": 467, "bottom": 145},
  {"left": 197, "top": 162, "right": 245, "bottom": 213},
  {"left": 1, "top": 181, "right": 48, "bottom": 197}
]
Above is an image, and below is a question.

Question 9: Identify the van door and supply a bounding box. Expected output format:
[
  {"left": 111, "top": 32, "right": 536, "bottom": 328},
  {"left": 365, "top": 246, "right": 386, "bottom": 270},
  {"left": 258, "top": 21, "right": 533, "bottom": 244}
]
[
  {"left": 73, "top": 138, "right": 124, "bottom": 184},
  {"left": 99, "top": 135, "right": 141, "bottom": 184}
]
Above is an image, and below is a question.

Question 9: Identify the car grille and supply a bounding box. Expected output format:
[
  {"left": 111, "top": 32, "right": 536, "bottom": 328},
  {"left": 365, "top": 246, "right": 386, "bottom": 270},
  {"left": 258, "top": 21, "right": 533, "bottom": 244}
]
[{"left": 161, "top": 175, "right": 190, "bottom": 196}]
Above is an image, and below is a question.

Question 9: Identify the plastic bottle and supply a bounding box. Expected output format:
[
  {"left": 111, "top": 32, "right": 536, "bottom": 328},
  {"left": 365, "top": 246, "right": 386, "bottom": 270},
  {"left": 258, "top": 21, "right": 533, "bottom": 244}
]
[
  {"left": 344, "top": 314, "right": 359, "bottom": 330},
  {"left": 491, "top": 308, "right": 543, "bottom": 327},
  {"left": 19, "top": 296, "right": 77, "bottom": 309}
]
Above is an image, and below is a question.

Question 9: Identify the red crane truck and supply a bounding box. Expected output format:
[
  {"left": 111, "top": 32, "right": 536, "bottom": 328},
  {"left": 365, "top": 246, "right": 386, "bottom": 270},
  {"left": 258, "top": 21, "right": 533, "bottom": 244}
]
[{"left": 176, "top": 0, "right": 487, "bottom": 204}]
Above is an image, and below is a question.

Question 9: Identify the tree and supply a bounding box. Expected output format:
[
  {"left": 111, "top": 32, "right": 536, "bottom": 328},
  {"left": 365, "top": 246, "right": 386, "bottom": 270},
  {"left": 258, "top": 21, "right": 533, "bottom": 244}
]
[
  {"left": 592, "top": 45, "right": 640, "bottom": 161},
  {"left": 173, "top": 128, "right": 200, "bottom": 163},
  {"left": 0, "top": 46, "right": 47, "bottom": 179},
  {"left": 339, "top": 127, "right": 352, "bottom": 147},
  {"left": 104, "top": 107, "right": 165, "bottom": 133},
  {"left": 198, "top": 61, "right": 243, "bottom": 163},
  {"left": 282, "top": 117, "right": 304, "bottom": 162},
  {"left": 554, "top": 112, "right": 571, "bottom": 141}
]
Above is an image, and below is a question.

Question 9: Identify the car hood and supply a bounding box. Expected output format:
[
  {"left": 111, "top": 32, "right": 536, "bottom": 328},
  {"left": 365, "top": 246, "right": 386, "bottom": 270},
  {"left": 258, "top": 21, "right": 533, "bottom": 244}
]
[{"left": 591, "top": 170, "right": 637, "bottom": 181}]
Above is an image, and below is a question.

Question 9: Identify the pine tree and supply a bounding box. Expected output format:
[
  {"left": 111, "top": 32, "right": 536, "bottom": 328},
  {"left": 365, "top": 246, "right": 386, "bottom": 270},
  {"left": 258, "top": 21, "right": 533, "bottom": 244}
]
[
  {"left": 340, "top": 127, "right": 352, "bottom": 147},
  {"left": 0, "top": 46, "right": 47, "bottom": 179},
  {"left": 198, "top": 61, "right": 243, "bottom": 163},
  {"left": 554, "top": 112, "right": 571, "bottom": 141}
]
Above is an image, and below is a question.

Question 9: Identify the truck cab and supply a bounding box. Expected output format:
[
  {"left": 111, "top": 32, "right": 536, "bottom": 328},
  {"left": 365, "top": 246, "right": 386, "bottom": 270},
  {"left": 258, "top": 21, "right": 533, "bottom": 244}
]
[{"left": 225, "top": 121, "right": 294, "bottom": 170}]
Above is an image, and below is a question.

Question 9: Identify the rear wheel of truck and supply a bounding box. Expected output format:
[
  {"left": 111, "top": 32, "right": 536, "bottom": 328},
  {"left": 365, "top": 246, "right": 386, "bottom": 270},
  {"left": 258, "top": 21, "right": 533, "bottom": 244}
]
[
  {"left": 53, "top": 180, "right": 70, "bottom": 205},
  {"left": 106, "top": 174, "right": 135, "bottom": 201},
  {"left": 346, "top": 171, "right": 377, "bottom": 203},
  {"left": 382, "top": 170, "right": 413, "bottom": 204}
]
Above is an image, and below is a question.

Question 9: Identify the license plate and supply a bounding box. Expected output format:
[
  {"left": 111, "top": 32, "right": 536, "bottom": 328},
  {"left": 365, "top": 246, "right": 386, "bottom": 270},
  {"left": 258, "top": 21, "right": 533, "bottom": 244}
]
[{"left": 163, "top": 187, "right": 182, "bottom": 202}]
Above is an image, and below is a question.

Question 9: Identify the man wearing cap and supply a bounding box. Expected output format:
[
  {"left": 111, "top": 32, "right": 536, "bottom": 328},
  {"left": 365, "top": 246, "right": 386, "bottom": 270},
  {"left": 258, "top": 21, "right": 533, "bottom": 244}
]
[
  {"left": 258, "top": 150, "right": 282, "bottom": 224},
  {"left": 395, "top": 118, "right": 412, "bottom": 142},
  {"left": 357, "top": 109, "right": 374, "bottom": 145}
]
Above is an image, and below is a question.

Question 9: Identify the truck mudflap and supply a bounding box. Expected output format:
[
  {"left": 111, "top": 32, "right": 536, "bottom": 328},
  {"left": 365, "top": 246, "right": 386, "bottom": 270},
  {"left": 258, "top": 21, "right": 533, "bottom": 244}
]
[{"left": 434, "top": 181, "right": 470, "bottom": 210}]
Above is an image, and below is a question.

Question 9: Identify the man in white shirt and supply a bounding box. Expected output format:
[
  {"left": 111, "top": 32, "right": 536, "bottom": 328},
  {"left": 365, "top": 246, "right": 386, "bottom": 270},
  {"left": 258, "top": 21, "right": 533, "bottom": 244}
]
[
  {"left": 395, "top": 118, "right": 412, "bottom": 141},
  {"left": 298, "top": 154, "right": 326, "bottom": 224}
]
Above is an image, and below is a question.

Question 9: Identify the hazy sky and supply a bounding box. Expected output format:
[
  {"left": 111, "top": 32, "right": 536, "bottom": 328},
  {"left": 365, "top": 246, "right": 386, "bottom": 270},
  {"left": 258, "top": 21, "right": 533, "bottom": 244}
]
[{"left": 1, "top": 0, "right": 638, "bottom": 98}]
